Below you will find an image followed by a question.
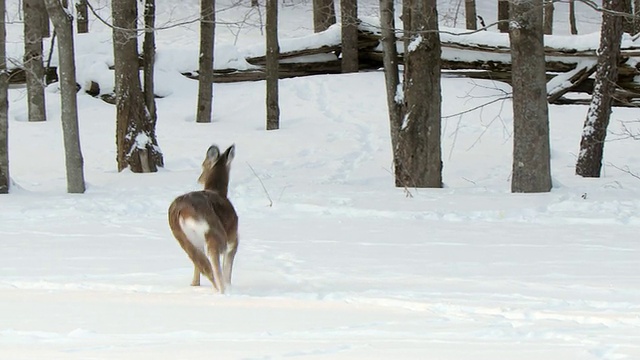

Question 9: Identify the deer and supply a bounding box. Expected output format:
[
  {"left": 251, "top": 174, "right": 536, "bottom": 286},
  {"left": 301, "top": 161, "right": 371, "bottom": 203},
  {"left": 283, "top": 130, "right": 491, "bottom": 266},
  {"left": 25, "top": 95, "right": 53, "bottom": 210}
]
[{"left": 168, "top": 144, "right": 238, "bottom": 294}]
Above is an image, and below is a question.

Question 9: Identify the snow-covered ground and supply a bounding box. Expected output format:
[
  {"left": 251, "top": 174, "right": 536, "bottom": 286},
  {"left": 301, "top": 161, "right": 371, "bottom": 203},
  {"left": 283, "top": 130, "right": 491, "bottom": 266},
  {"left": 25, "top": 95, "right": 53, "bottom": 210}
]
[{"left": 2, "top": 1, "right": 640, "bottom": 359}]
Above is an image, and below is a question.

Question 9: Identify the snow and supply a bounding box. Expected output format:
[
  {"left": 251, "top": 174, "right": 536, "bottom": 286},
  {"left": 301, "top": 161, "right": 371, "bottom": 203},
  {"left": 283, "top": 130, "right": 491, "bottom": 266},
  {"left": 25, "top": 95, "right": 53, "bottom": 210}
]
[{"left": 2, "top": 0, "right": 640, "bottom": 359}]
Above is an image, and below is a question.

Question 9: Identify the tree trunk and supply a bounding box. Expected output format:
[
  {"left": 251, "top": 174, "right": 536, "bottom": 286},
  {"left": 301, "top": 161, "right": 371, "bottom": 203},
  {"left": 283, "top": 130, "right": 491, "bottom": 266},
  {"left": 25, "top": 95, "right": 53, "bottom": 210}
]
[
  {"left": 313, "top": 0, "right": 336, "bottom": 32},
  {"left": 23, "top": 0, "right": 47, "bottom": 122},
  {"left": 266, "top": 0, "right": 279, "bottom": 130},
  {"left": 634, "top": 0, "right": 640, "bottom": 35},
  {"left": 76, "top": 0, "right": 89, "bottom": 33},
  {"left": 143, "top": 0, "right": 157, "bottom": 125},
  {"left": 112, "top": 0, "right": 163, "bottom": 173},
  {"left": 0, "top": 0, "right": 8, "bottom": 193},
  {"left": 621, "top": 0, "right": 634, "bottom": 35},
  {"left": 569, "top": 0, "right": 578, "bottom": 35},
  {"left": 543, "top": 0, "right": 553, "bottom": 35},
  {"left": 397, "top": 0, "right": 442, "bottom": 188},
  {"left": 379, "top": 0, "right": 403, "bottom": 185},
  {"left": 465, "top": 0, "right": 477, "bottom": 30},
  {"left": 341, "top": 0, "right": 358, "bottom": 73},
  {"left": 509, "top": 0, "right": 552, "bottom": 193},
  {"left": 498, "top": 0, "right": 509, "bottom": 33},
  {"left": 576, "top": 0, "right": 624, "bottom": 177},
  {"left": 44, "top": 0, "right": 85, "bottom": 193},
  {"left": 40, "top": 0, "right": 50, "bottom": 38},
  {"left": 196, "top": 0, "right": 214, "bottom": 123}
]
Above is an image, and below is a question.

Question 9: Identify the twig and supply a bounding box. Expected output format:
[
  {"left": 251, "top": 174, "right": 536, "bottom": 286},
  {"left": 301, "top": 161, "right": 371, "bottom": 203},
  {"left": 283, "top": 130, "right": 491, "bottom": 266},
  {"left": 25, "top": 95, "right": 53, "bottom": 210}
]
[
  {"left": 383, "top": 166, "right": 414, "bottom": 198},
  {"left": 246, "top": 162, "right": 273, "bottom": 207},
  {"left": 606, "top": 162, "right": 640, "bottom": 180}
]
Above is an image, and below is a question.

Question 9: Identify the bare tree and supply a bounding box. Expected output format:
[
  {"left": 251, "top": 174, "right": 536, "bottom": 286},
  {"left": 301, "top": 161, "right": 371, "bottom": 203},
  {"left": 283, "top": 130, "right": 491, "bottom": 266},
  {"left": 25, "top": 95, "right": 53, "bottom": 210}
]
[
  {"left": 576, "top": 0, "right": 624, "bottom": 177},
  {"left": 112, "top": 0, "right": 163, "bottom": 172},
  {"left": 395, "top": 0, "right": 442, "bottom": 188},
  {"left": 509, "top": 0, "right": 552, "bottom": 193},
  {"left": 143, "top": 0, "right": 157, "bottom": 125},
  {"left": 379, "top": 0, "right": 402, "bottom": 183},
  {"left": 543, "top": 0, "right": 554, "bottom": 34},
  {"left": 23, "top": 0, "right": 47, "bottom": 122},
  {"left": 266, "top": 0, "right": 279, "bottom": 130},
  {"left": 44, "top": 0, "right": 85, "bottom": 193},
  {"left": 0, "top": 0, "right": 8, "bottom": 193},
  {"left": 196, "top": 0, "right": 214, "bottom": 123},
  {"left": 569, "top": 0, "right": 578, "bottom": 34},
  {"left": 498, "top": 0, "right": 509, "bottom": 32},
  {"left": 313, "top": 0, "right": 336, "bottom": 32},
  {"left": 76, "top": 0, "right": 89, "bottom": 33},
  {"left": 465, "top": 0, "right": 477, "bottom": 30},
  {"left": 341, "top": 0, "right": 358, "bottom": 72}
]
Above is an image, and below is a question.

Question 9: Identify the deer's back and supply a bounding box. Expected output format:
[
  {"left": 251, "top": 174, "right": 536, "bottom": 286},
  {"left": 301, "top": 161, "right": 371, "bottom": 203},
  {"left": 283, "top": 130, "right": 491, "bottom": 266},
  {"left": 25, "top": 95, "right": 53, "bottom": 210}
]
[{"left": 170, "top": 190, "right": 238, "bottom": 236}]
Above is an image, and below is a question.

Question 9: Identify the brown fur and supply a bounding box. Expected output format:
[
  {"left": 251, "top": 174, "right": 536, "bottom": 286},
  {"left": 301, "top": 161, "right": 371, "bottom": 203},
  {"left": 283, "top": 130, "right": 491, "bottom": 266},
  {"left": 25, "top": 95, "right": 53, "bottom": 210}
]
[{"left": 168, "top": 145, "right": 238, "bottom": 293}]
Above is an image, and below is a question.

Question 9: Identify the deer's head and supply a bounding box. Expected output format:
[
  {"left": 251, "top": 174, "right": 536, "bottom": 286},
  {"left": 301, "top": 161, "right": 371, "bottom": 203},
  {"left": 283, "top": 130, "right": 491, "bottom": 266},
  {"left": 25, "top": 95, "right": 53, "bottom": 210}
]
[{"left": 198, "top": 144, "right": 235, "bottom": 196}]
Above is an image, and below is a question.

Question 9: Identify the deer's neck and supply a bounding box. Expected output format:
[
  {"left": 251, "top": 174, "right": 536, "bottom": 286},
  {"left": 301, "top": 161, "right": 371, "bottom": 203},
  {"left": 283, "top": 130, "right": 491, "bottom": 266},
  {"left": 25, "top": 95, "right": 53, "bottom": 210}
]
[{"left": 204, "top": 176, "right": 229, "bottom": 198}]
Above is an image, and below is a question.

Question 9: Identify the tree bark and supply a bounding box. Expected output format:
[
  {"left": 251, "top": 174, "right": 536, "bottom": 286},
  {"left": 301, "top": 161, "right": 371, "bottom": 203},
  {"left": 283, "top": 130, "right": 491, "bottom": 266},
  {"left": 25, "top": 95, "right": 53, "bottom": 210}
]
[
  {"left": 143, "top": 0, "right": 157, "bottom": 125},
  {"left": 634, "top": 0, "right": 640, "bottom": 35},
  {"left": 498, "top": 0, "right": 509, "bottom": 33},
  {"left": 621, "top": 0, "right": 634, "bottom": 35},
  {"left": 266, "top": 0, "right": 279, "bottom": 130},
  {"left": 76, "top": 0, "right": 89, "bottom": 33},
  {"left": 543, "top": 0, "right": 553, "bottom": 35},
  {"left": 509, "top": 0, "right": 552, "bottom": 193},
  {"left": 196, "top": 0, "right": 214, "bottom": 123},
  {"left": 0, "top": 0, "right": 8, "bottom": 193},
  {"left": 569, "top": 0, "right": 578, "bottom": 35},
  {"left": 313, "top": 0, "right": 336, "bottom": 32},
  {"left": 379, "top": 0, "right": 403, "bottom": 185},
  {"left": 112, "top": 0, "right": 163, "bottom": 172},
  {"left": 44, "top": 0, "right": 85, "bottom": 193},
  {"left": 341, "top": 0, "right": 358, "bottom": 73},
  {"left": 23, "top": 0, "right": 47, "bottom": 122},
  {"left": 397, "top": 0, "right": 442, "bottom": 188},
  {"left": 40, "top": 0, "right": 50, "bottom": 38},
  {"left": 576, "top": 0, "right": 624, "bottom": 177},
  {"left": 465, "top": 0, "right": 477, "bottom": 30}
]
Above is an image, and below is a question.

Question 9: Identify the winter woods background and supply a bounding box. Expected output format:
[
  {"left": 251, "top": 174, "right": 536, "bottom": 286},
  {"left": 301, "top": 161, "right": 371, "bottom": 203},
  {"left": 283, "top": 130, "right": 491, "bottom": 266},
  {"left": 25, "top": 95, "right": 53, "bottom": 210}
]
[{"left": 0, "top": 1, "right": 639, "bottom": 359}]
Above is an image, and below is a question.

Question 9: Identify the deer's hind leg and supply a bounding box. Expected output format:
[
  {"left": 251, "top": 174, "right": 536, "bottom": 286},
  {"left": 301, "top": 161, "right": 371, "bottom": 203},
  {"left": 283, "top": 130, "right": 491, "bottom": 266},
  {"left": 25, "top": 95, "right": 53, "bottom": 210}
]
[
  {"left": 223, "top": 232, "right": 239, "bottom": 286},
  {"left": 206, "top": 230, "right": 227, "bottom": 294}
]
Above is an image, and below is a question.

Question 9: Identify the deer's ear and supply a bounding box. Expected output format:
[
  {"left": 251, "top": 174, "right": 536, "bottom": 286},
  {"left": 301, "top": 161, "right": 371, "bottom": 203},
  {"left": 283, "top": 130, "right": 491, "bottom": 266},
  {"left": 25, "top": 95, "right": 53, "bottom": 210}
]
[
  {"left": 206, "top": 145, "right": 220, "bottom": 161},
  {"left": 224, "top": 144, "right": 235, "bottom": 166}
]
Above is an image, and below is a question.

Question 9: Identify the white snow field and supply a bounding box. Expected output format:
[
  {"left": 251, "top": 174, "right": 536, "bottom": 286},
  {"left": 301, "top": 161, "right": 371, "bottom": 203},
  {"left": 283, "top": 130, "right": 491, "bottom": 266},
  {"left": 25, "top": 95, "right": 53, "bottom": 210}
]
[{"left": 2, "top": 1, "right": 640, "bottom": 359}]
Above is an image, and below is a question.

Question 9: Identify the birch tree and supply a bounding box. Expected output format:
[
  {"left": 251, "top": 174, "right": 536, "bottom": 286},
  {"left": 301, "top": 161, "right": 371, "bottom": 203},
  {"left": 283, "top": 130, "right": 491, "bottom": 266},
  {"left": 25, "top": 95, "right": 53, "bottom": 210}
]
[
  {"left": 196, "top": 0, "right": 214, "bottom": 123},
  {"left": 509, "top": 0, "right": 552, "bottom": 193},
  {"left": 0, "top": 0, "right": 8, "bottom": 193},
  {"left": 44, "top": 0, "right": 85, "bottom": 193},
  {"left": 112, "top": 0, "right": 163, "bottom": 172},
  {"left": 23, "top": 0, "right": 47, "bottom": 122},
  {"left": 266, "top": 0, "right": 279, "bottom": 130},
  {"left": 576, "top": 0, "right": 624, "bottom": 177}
]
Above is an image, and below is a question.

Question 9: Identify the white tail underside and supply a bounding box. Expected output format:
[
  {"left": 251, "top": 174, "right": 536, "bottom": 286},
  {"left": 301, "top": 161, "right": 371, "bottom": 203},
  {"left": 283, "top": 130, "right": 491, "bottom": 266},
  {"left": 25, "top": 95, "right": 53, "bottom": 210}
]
[{"left": 179, "top": 216, "right": 209, "bottom": 252}]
